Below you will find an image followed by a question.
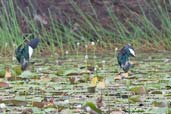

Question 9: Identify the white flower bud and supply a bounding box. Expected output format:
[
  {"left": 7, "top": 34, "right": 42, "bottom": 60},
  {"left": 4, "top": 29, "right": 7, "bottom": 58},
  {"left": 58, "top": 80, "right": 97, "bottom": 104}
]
[
  {"left": 5, "top": 43, "right": 8, "bottom": 47},
  {"left": 85, "top": 106, "right": 91, "bottom": 112},
  {"left": 0, "top": 103, "right": 6, "bottom": 109},
  {"left": 77, "top": 42, "right": 80, "bottom": 46},
  {"left": 94, "top": 67, "right": 97, "bottom": 71},
  {"left": 102, "top": 60, "right": 106, "bottom": 64},
  {"left": 115, "top": 47, "right": 118, "bottom": 51},
  {"left": 85, "top": 55, "right": 88, "bottom": 59},
  {"left": 13, "top": 43, "right": 16, "bottom": 47},
  {"left": 65, "top": 51, "right": 69, "bottom": 55},
  {"left": 76, "top": 104, "right": 82, "bottom": 108},
  {"left": 64, "top": 99, "right": 69, "bottom": 104},
  {"left": 91, "top": 42, "right": 95, "bottom": 46}
]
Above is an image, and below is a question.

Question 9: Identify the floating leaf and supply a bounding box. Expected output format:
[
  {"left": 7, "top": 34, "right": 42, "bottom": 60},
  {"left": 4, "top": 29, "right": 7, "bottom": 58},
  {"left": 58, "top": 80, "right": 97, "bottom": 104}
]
[
  {"left": 146, "top": 107, "right": 171, "bottom": 114},
  {"left": 129, "top": 95, "right": 145, "bottom": 103},
  {"left": 60, "top": 109, "right": 72, "bottom": 114},
  {"left": 64, "top": 68, "right": 79, "bottom": 76},
  {"left": 0, "top": 70, "right": 5, "bottom": 78},
  {"left": 91, "top": 77, "right": 98, "bottom": 87},
  {"left": 114, "top": 75, "right": 122, "bottom": 80},
  {"left": 130, "top": 86, "right": 147, "bottom": 95},
  {"left": 44, "top": 108, "right": 57, "bottom": 113},
  {"left": 80, "top": 69, "right": 90, "bottom": 75},
  {"left": 20, "top": 71, "right": 37, "bottom": 78},
  {"left": 114, "top": 72, "right": 128, "bottom": 80},
  {"left": 21, "top": 108, "right": 33, "bottom": 114},
  {"left": 97, "top": 79, "right": 105, "bottom": 89},
  {"left": 87, "top": 86, "right": 96, "bottom": 93},
  {"left": 32, "top": 101, "right": 44, "bottom": 108},
  {"left": 0, "top": 82, "right": 9, "bottom": 88},
  {"left": 86, "top": 102, "right": 102, "bottom": 114},
  {"left": 2, "top": 100, "right": 27, "bottom": 106},
  {"left": 63, "top": 68, "right": 90, "bottom": 76},
  {"left": 31, "top": 107, "right": 42, "bottom": 113},
  {"left": 55, "top": 68, "right": 64, "bottom": 76},
  {"left": 110, "top": 111, "right": 124, "bottom": 114},
  {"left": 69, "top": 76, "right": 76, "bottom": 84},
  {"left": 166, "top": 85, "right": 171, "bottom": 89},
  {"left": 80, "top": 65, "right": 94, "bottom": 72},
  {"left": 40, "top": 75, "right": 51, "bottom": 82},
  {"left": 12, "top": 66, "right": 22, "bottom": 75},
  {"left": 150, "top": 90, "right": 163, "bottom": 94},
  {"left": 152, "top": 101, "right": 168, "bottom": 107}
]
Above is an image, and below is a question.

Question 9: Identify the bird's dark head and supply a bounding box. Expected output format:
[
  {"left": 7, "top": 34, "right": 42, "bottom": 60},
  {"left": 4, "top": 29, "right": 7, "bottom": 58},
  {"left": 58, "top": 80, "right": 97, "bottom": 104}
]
[
  {"left": 27, "top": 38, "right": 40, "bottom": 49},
  {"left": 123, "top": 44, "right": 135, "bottom": 57}
]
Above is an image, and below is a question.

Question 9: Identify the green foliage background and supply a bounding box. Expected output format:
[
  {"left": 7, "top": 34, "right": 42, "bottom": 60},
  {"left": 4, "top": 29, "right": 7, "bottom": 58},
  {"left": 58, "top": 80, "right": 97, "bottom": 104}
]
[{"left": 0, "top": 0, "right": 171, "bottom": 55}]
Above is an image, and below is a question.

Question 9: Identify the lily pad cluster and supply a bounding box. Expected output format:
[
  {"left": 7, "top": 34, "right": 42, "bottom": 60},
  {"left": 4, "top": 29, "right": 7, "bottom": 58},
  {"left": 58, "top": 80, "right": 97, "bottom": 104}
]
[{"left": 0, "top": 53, "right": 170, "bottom": 113}]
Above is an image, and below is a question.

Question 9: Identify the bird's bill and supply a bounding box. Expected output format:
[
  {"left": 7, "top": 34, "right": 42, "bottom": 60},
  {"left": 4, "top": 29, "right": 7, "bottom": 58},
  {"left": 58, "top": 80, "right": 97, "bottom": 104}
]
[{"left": 129, "top": 48, "right": 135, "bottom": 57}]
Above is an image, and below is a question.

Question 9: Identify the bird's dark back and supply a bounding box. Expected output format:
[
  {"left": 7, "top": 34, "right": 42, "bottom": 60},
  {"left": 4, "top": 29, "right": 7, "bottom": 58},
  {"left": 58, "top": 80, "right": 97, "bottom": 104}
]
[{"left": 15, "top": 45, "right": 29, "bottom": 63}]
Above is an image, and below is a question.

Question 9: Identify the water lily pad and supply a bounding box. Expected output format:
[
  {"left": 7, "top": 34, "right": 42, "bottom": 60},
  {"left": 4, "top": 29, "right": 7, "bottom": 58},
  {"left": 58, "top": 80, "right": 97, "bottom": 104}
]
[
  {"left": 64, "top": 68, "right": 80, "bottom": 76},
  {"left": 32, "top": 101, "right": 44, "bottom": 108},
  {"left": 110, "top": 111, "right": 124, "bottom": 114},
  {"left": 146, "top": 107, "right": 171, "bottom": 114},
  {"left": 69, "top": 76, "right": 77, "bottom": 84},
  {"left": 21, "top": 108, "right": 33, "bottom": 114},
  {"left": 0, "top": 53, "right": 170, "bottom": 113},
  {"left": 129, "top": 95, "right": 145, "bottom": 103},
  {"left": 0, "top": 70, "right": 5, "bottom": 78},
  {"left": 130, "top": 86, "right": 147, "bottom": 95},
  {"left": 87, "top": 86, "right": 96, "bottom": 93},
  {"left": 96, "top": 80, "right": 105, "bottom": 89},
  {"left": 44, "top": 108, "right": 57, "bottom": 113},
  {"left": 20, "top": 71, "right": 37, "bottom": 78},
  {"left": 63, "top": 68, "right": 90, "bottom": 76},
  {"left": 152, "top": 101, "right": 168, "bottom": 107},
  {"left": 55, "top": 68, "right": 64, "bottom": 76},
  {"left": 91, "top": 77, "right": 98, "bottom": 86},
  {"left": 0, "top": 82, "right": 9, "bottom": 88},
  {"left": 60, "top": 109, "right": 72, "bottom": 114},
  {"left": 12, "top": 66, "right": 22, "bottom": 75},
  {"left": 2, "top": 100, "right": 27, "bottom": 106},
  {"left": 150, "top": 90, "right": 163, "bottom": 94}
]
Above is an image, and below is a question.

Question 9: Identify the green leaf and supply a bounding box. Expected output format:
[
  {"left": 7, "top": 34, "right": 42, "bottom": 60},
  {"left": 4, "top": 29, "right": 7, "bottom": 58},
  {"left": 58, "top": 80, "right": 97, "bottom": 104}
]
[
  {"left": 0, "top": 70, "right": 5, "bottom": 78},
  {"left": 19, "top": 71, "right": 37, "bottom": 78},
  {"left": 129, "top": 95, "right": 145, "bottom": 103},
  {"left": 63, "top": 68, "right": 80, "bottom": 76},
  {"left": 130, "top": 86, "right": 147, "bottom": 95},
  {"left": 12, "top": 65, "right": 22, "bottom": 75},
  {"left": 86, "top": 102, "right": 102, "bottom": 114}
]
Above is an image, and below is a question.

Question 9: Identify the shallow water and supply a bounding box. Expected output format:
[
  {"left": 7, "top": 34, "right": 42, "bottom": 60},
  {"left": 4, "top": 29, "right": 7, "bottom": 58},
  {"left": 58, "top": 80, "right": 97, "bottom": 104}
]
[{"left": 0, "top": 53, "right": 171, "bottom": 113}]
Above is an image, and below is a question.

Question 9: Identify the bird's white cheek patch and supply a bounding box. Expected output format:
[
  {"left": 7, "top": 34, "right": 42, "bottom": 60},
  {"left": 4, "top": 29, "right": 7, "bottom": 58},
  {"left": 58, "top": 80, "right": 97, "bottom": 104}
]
[
  {"left": 28, "top": 46, "right": 33, "bottom": 58},
  {"left": 129, "top": 48, "right": 135, "bottom": 56}
]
